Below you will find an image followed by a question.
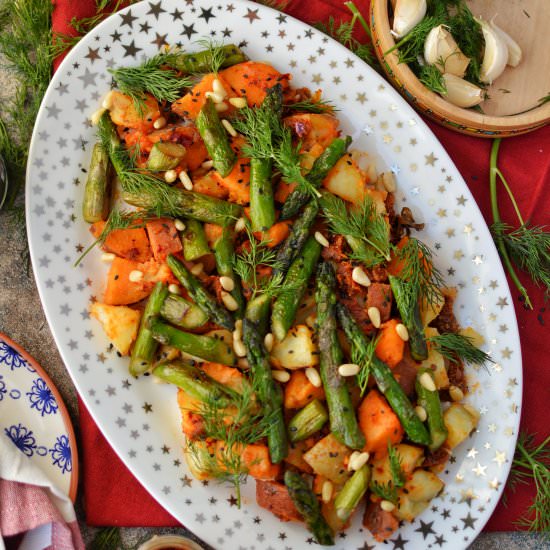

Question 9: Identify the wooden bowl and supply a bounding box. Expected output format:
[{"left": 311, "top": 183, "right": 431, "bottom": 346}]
[{"left": 370, "top": 0, "right": 550, "bottom": 137}]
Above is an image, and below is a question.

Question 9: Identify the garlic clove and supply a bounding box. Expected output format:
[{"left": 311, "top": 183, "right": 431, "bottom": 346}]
[
  {"left": 441, "top": 73, "right": 484, "bottom": 108},
  {"left": 393, "top": 0, "right": 427, "bottom": 39},
  {"left": 477, "top": 18, "right": 509, "bottom": 84},
  {"left": 424, "top": 25, "right": 470, "bottom": 78},
  {"left": 490, "top": 20, "right": 522, "bottom": 68}
]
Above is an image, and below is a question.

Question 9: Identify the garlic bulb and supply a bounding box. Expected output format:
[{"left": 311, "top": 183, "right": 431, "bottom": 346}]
[
  {"left": 424, "top": 25, "right": 470, "bottom": 78},
  {"left": 441, "top": 74, "right": 484, "bottom": 108},
  {"left": 490, "top": 20, "right": 522, "bottom": 67},
  {"left": 477, "top": 18, "right": 509, "bottom": 84},
  {"left": 393, "top": 0, "right": 427, "bottom": 39}
]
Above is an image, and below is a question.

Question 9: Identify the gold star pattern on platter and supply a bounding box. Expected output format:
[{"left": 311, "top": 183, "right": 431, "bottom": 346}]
[
  {"left": 425, "top": 152, "right": 438, "bottom": 165},
  {"left": 501, "top": 347, "right": 513, "bottom": 359}
]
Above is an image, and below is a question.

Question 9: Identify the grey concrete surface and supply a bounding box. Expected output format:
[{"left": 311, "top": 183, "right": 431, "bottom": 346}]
[{"left": 0, "top": 55, "right": 545, "bottom": 550}]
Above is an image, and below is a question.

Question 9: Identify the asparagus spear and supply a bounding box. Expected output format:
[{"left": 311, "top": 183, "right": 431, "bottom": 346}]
[
  {"left": 146, "top": 142, "right": 186, "bottom": 171},
  {"left": 196, "top": 98, "right": 236, "bottom": 177},
  {"left": 149, "top": 318, "right": 235, "bottom": 365},
  {"left": 213, "top": 226, "right": 245, "bottom": 318},
  {"left": 96, "top": 113, "right": 242, "bottom": 225},
  {"left": 160, "top": 294, "right": 209, "bottom": 330},
  {"left": 288, "top": 399, "right": 328, "bottom": 442},
  {"left": 153, "top": 361, "right": 233, "bottom": 407},
  {"left": 335, "top": 302, "right": 431, "bottom": 446},
  {"left": 168, "top": 44, "right": 247, "bottom": 74},
  {"left": 167, "top": 255, "right": 235, "bottom": 330},
  {"left": 243, "top": 298, "right": 288, "bottom": 463},
  {"left": 284, "top": 471, "right": 335, "bottom": 546},
  {"left": 416, "top": 367, "right": 448, "bottom": 451},
  {"left": 181, "top": 219, "right": 210, "bottom": 261},
  {"left": 333, "top": 465, "right": 370, "bottom": 521},
  {"left": 123, "top": 186, "right": 242, "bottom": 226},
  {"left": 82, "top": 142, "right": 111, "bottom": 223},
  {"left": 280, "top": 136, "right": 352, "bottom": 220},
  {"left": 389, "top": 275, "right": 428, "bottom": 361},
  {"left": 274, "top": 199, "right": 319, "bottom": 276},
  {"left": 315, "top": 262, "right": 365, "bottom": 450},
  {"left": 271, "top": 236, "right": 321, "bottom": 341},
  {"left": 129, "top": 282, "right": 169, "bottom": 377}
]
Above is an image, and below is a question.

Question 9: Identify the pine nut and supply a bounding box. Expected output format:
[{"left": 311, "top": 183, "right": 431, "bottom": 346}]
[
  {"left": 235, "top": 217, "right": 247, "bottom": 232},
  {"left": 221, "top": 119, "right": 237, "bottom": 137},
  {"left": 174, "top": 219, "right": 186, "bottom": 231},
  {"left": 380, "top": 500, "right": 395, "bottom": 512},
  {"left": 449, "top": 385, "right": 464, "bottom": 402},
  {"left": 215, "top": 102, "right": 228, "bottom": 112},
  {"left": 305, "top": 367, "right": 322, "bottom": 388},
  {"left": 190, "top": 262, "right": 204, "bottom": 276},
  {"left": 205, "top": 91, "right": 224, "bottom": 103},
  {"left": 419, "top": 371, "right": 436, "bottom": 392},
  {"left": 164, "top": 169, "right": 177, "bottom": 183},
  {"left": 367, "top": 306, "right": 381, "bottom": 328},
  {"left": 179, "top": 170, "right": 193, "bottom": 190},
  {"left": 338, "top": 363, "right": 360, "bottom": 377},
  {"left": 348, "top": 451, "right": 370, "bottom": 471},
  {"left": 153, "top": 116, "right": 167, "bottom": 129},
  {"left": 272, "top": 370, "right": 290, "bottom": 383},
  {"left": 415, "top": 405, "right": 427, "bottom": 422},
  {"left": 219, "top": 276, "right": 234, "bottom": 292},
  {"left": 395, "top": 323, "right": 409, "bottom": 341},
  {"left": 102, "top": 91, "right": 114, "bottom": 110},
  {"left": 234, "top": 319, "right": 243, "bottom": 339},
  {"left": 221, "top": 291, "right": 239, "bottom": 311},
  {"left": 264, "top": 333, "right": 274, "bottom": 352},
  {"left": 168, "top": 284, "right": 181, "bottom": 295},
  {"left": 201, "top": 159, "right": 214, "bottom": 169},
  {"left": 100, "top": 252, "right": 116, "bottom": 262},
  {"left": 314, "top": 231, "right": 330, "bottom": 247},
  {"left": 233, "top": 337, "right": 247, "bottom": 357},
  {"left": 212, "top": 78, "right": 227, "bottom": 98},
  {"left": 90, "top": 107, "right": 106, "bottom": 125},
  {"left": 237, "top": 357, "right": 249, "bottom": 369},
  {"left": 382, "top": 172, "right": 396, "bottom": 193},
  {"left": 321, "top": 480, "right": 333, "bottom": 503},
  {"left": 352, "top": 266, "right": 371, "bottom": 287},
  {"left": 229, "top": 97, "right": 247, "bottom": 109},
  {"left": 129, "top": 270, "right": 143, "bottom": 282}
]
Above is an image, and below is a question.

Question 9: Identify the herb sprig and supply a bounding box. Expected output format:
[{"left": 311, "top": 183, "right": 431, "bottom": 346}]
[
  {"left": 370, "top": 442, "right": 405, "bottom": 504},
  {"left": 353, "top": 333, "right": 380, "bottom": 396},
  {"left": 428, "top": 333, "right": 494, "bottom": 369},
  {"left": 320, "top": 193, "right": 391, "bottom": 267}
]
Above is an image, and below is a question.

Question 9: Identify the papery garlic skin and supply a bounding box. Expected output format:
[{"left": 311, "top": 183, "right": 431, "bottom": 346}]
[
  {"left": 441, "top": 73, "right": 484, "bottom": 108},
  {"left": 478, "top": 18, "right": 509, "bottom": 83},
  {"left": 424, "top": 25, "right": 470, "bottom": 77},
  {"left": 490, "top": 20, "right": 522, "bottom": 67},
  {"left": 393, "top": 0, "right": 427, "bottom": 39}
]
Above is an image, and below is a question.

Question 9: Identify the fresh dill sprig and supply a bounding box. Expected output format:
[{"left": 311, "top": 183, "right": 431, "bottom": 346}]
[
  {"left": 109, "top": 51, "right": 194, "bottom": 112},
  {"left": 491, "top": 222, "right": 550, "bottom": 299},
  {"left": 74, "top": 209, "right": 147, "bottom": 267},
  {"left": 419, "top": 64, "right": 447, "bottom": 95},
  {"left": 370, "top": 480, "right": 398, "bottom": 503},
  {"left": 353, "top": 333, "right": 380, "bottom": 396},
  {"left": 194, "top": 38, "right": 227, "bottom": 75},
  {"left": 428, "top": 333, "right": 494, "bottom": 369},
  {"left": 320, "top": 192, "right": 391, "bottom": 267},
  {"left": 507, "top": 432, "right": 550, "bottom": 536},
  {"left": 396, "top": 237, "right": 445, "bottom": 309},
  {"left": 89, "top": 526, "right": 123, "bottom": 550},
  {"left": 388, "top": 442, "right": 406, "bottom": 488},
  {"left": 284, "top": 98, "right": 336, "bottom": 114}
]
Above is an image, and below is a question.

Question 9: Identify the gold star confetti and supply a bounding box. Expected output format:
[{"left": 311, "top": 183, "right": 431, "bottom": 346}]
[
  {"left": 380, "top": 120, "right": 389, "bottom": 130},
  {"left": 491, "top": 363, "right": 503, "bottom": 373},
  {"left": 460, "top": 488, "right": 478, "bottom": 503},
  {"left": 472, "top": 255, "right": 483, "bottom": 265},
  {"left": 377, "top": 83, "right": 386, "bottom": 91},
  {"left": 501, "top": 347, "right": 513, "bottom": 359},
  {"left": 489, "top": 478, "right": 501, "bottom": 490},
  {"left": 410, "top": 163, "right": 418, "bottom": 172},
  {"left": 489, "top": 280, "right": 499, "bottom": 289},
  {"left": 499, "top": 324, "right": 508, "bottom": 333},
  {"left": 446, "top": 228, "right": 456, "bottom": 238},
  {"left": 488, "top": 423, "right": 497, "bottom": 433},
  {"left": 438, "top": 185, "right": 446, "bottom": 193},
  {"left": 393, "top": 145, "right": 402, "bottom": 153},
  {"left": 455, "top": 472, "right": 464, "bottom": 482},
  {"left": 457, "top": 195, "right": 467, "bottom": 206},
  {"left": 472, "top": 276, "right": 480, "bottom": 284},
  {"left": 508, "top": 377, "right": 518, "bottom": 387},
  {"left": 472, "top": 463, "right": 487, "bottom": 477},
  {"left": 489, "top": 313, "right": 497, "bottom": 322},
  {"left": 410, "top": 138, "right": 417, "bottom": 146},
  {"left": 504, "top": 427, "right": 514, "bottom": 437},
  {"left": 396, "top": 121, "right": 403, "bottom": 128},
  {"left": 369, "top": 109, "right": 377, "bottom": 117},
  {"left": 437, "top": 208, "right": 447, "bottom": 218},
  {"left": 484, "top": 442, "right": 492, "bottom": 450},
  {"left": 467, "top": 448, "right": 479, "bottom": 459},
  {"left": 493, "top": 451, "right": 506, "bottom": 466},
  {"left": 454, "top": 249, "right": 464, "bottom": 260},
  {"left": 497, "top": 296, "right": 509, "bottom": 309},
  {"left": 425, "top": 152, "right": 438, "bottom": 166},
  {"left": 464, "top": 224, "right": 474, "bottom": 234},
  {"left": 382, "top": 133, "right": 393, "bottom": 143}
]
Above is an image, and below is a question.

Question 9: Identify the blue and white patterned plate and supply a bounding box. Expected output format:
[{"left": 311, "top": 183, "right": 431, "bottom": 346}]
[
  {"left": 26, "top": 0, "right": 521, "bottom": 548},
  {"left": 0, "top": 333, "right": 78, "bottom": 501}
]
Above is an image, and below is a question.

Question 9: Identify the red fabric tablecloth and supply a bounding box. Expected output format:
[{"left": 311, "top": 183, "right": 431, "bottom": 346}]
[{"left": 52, "top": 0, "right": 549, "bottom": 531}]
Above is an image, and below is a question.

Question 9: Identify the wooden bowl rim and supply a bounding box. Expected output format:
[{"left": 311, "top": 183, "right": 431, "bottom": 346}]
[{"left": 371, "top": 0, "right": 550, "bottom": 132}]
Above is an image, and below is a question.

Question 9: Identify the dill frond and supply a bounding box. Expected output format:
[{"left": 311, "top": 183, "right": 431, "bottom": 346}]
[
  {"left": 388, "top": 442, "right": 406, "bottom": 488},
  {"left": 320, "top": 192, "right": 391, "bottom": 267},
  {"left": 194, "top": 38, "right": 227, "bottom": 75},
  {"left": 284, "top": 98, "right": 336, "bottom": 114},
  {"left": 492, "top": 222, "right": 550, "bottom": 298},
  {"left": 109, "top": 51, "right": 194, "bottom": 111},
  {"left": 419, "top": 64, "right": 447, "bottom": 94},
  {"left": 428, "top": 333, "right": 494, "bottom": 370},
  {"left": 353, "top": 333, "right": 379, "bottom": 396}
]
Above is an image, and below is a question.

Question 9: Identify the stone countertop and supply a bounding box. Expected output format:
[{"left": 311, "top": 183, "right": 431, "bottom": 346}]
[{"left": 0, "top": 57, "right": 542, "bottom": 550}]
